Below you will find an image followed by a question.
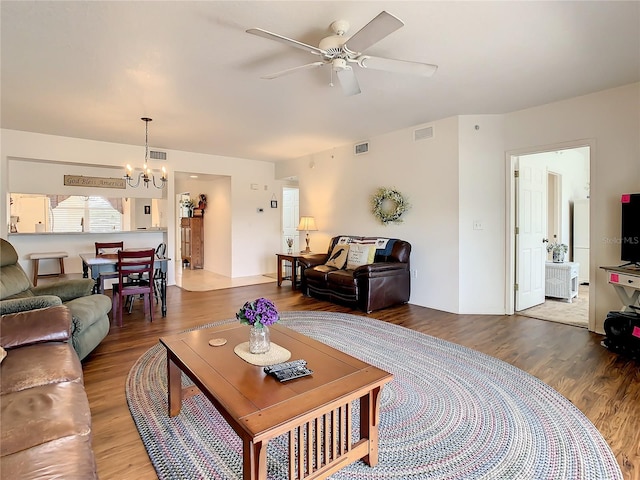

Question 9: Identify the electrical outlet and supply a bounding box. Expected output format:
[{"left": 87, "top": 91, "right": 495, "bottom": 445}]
[
  {"left": 411, "top": 269, "right": 418, "bottom": 279},
  {"left": 473, "top": 221, "right": 484, "bottom": 230}
]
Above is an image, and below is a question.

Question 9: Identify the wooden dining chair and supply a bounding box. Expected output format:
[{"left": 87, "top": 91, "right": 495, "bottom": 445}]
[
  {"left": 126, "top": 242, "right": 166, "bottom": 312},
  {"left": 95, "top": 241, "right": 124, "bottom": 293},
  {"left": 111, "top": 249, "right": 155, "bottom": 327}
]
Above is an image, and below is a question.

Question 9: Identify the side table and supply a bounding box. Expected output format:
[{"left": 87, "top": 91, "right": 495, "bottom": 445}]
[
  {"left": 276, "top": 253, "right": 308, "bottom": 290},
  {"left": 545, "top": 261, "right": 580, "bottom": 302},
  {"left": 600, "top": 265, "right": 640, "bottom": 312}
]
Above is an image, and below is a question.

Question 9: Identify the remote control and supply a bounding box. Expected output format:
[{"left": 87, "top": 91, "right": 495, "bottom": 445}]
[
  {"left": 264, "top": 359, "right": 307, "bottom": 374},
  {"left": 264, "top": 360, "right": 312, "bottom": 382}
]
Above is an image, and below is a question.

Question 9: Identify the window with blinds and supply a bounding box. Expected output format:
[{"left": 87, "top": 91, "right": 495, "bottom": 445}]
[{"left": 51, "top": 196, "right": 122, "bottom": 232}]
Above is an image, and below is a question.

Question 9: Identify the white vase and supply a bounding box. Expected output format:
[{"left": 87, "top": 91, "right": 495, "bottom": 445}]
[
  {"left": 249, "top": 325, "right": 270, "bottom": 354},
  {"left": 552, "top": 250, "right": 565, "bottom": 263}
]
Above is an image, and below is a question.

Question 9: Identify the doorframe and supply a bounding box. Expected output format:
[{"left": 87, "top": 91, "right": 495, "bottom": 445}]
[{"left": 504, "top": 138, "right": 596, "bottom": 330}]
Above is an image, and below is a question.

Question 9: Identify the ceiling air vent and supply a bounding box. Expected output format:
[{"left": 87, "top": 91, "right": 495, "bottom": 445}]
[
  {"left": 149, "top": 150, "right": 167, "bottom": 160},
  {"left": 354, "top": 142, "right": 369, "bottom": 155},
  {"left": 414, "top": 125, "right": 434, "bottom": 141}
]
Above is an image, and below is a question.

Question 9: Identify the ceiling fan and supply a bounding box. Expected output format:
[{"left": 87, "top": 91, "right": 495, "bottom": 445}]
[{"left": 246, "top": 11, "right": 437, "bottom": 96}]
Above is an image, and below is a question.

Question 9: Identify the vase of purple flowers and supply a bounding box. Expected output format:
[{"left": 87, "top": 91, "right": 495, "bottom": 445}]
[{"left": 236, "top": 297, "right": 279, "bottom": 354}]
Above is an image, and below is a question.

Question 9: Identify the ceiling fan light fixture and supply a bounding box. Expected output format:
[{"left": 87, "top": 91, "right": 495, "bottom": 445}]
[{"left": 332, "top": 58, "right": 348, "bottom": 71}]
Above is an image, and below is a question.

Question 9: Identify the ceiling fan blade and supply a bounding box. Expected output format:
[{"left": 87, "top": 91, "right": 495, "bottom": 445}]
[
  {"left": 261, "top": 61, "right": 326, "bottom": 80},
  {"left": 336, "top": 66, "right": 361, "bottom": 96},
  {"left": 344, "top": 11, "right": 404, "bottom": 54},
  {"left": 359, "top": 56, "right": 438, "bottom": 77},
  {"left": 246, "top": 28, "right": 326, "bottom": 56}
]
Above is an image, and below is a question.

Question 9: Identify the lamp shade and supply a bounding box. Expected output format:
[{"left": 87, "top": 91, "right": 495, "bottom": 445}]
[{"left": 297, "top": 216, "right": 318, "bottom": 231}]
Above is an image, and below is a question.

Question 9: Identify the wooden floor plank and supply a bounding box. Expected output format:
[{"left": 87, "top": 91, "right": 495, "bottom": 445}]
[{"left": 82, "top": 284, "right": 640, "bottom": 480}]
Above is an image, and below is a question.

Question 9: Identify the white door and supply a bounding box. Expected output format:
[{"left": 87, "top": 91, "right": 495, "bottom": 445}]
[
  {"left": 282, "top": 187, "right": 299, "bottom": 252},
  {"left": 516, "top": 157, "right": 547, "bottom": 311}
]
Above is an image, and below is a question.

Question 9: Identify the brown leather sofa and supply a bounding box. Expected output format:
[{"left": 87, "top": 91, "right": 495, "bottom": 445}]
[
  {"left": 0, "top": 305, "right": 98, "bottom": 479},
  {"left": 299, "top": 235, "right": 411, "bottom": 313}
]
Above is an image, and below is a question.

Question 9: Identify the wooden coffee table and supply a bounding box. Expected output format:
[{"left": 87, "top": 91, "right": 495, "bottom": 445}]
[{"left": 160, "top": 323, "right": 393, "bottom": 480}]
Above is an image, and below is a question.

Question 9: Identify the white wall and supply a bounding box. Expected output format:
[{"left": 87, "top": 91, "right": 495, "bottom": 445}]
[
  {"left": 209, "top": 177, "right": 232, "bottom": 276},
  {"left": 457, "top": 115, "right": 506, "bottom": 314}
]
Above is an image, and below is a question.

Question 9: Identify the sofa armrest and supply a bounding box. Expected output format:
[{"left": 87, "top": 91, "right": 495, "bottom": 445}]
[
  {"left": 0, "top": 305, "right": 71, "bottom": 349},
  {"left": 354, "top": 262, "right": 410, "bottom": 278},
  {"left": 31, "top": 279, "right": 95, "bottom": 302},
  {"left": 0, "top": 295, "right": 63, "bottom": 316},
  {"left": 298, "top": 254, "right": 329, "bottom": 269}
]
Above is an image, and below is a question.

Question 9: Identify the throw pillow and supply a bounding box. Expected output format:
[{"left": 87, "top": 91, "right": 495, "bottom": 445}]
[
  {"left": 325, "top": 245, "right": 349, "bottom": 269},
  {"left": 0, "top": 346, "right": 6, "bottom": 364},
  {"left": 346, "top": 244, "right": 376, "bottom": 270}
]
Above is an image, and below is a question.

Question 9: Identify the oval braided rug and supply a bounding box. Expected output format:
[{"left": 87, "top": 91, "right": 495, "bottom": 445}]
[{"left": 126, "top": 312, "right": 622, "bottom": 479}]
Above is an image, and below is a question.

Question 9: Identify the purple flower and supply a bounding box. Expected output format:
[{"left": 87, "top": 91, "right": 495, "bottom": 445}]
[{"left": 236, "top": 297, "right": 279, "bottom": 328}]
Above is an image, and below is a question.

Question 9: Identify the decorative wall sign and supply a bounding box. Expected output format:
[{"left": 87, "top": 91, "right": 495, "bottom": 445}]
[
  {"left": 371, "top": 187, "right": 410, "bottom": 225},
  {"left": 64, "top": 175, "right": 126, "bottom": 189},
  {"left": 270, "top": 194, "right": 278, "bottom": 208}
]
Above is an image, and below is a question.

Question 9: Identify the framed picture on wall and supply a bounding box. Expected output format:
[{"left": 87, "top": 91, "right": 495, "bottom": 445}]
[
  {"left": 271, "top": 200, "right": 278, "bottom": 208},
  {"left": 144, "top": 205, "right": 151, "bottom": 215}
]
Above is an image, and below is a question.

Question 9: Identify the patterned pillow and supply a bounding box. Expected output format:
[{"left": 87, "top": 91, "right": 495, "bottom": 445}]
[
  {"left": 346, "top": 244, "right": 376, "bottom": 269},
  {"left": 325, "top": 245, "right": 349, "bottom": 269}
]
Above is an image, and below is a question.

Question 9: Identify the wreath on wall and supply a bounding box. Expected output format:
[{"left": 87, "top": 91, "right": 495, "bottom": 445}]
[{"left": 371, "top": 187, "right": 410, "bottom": 225}]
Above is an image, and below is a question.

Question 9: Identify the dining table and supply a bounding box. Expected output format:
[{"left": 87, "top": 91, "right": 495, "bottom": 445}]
[{"left": 80, "top": 251, "right": 170, "bottom": 317}]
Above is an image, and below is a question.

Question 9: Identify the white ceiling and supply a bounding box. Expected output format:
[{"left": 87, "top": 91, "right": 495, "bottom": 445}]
[{"left": 2, "top": 1, "right": 639, "bottom": 162}]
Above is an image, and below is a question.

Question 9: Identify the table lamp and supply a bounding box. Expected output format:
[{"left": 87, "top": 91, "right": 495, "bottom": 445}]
[{"left": 297, "top": 216, "right": 318, "bottom": 253}]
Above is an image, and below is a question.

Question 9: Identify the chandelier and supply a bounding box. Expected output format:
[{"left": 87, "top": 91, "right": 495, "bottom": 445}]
[{"left": 124, "top": 117, "right": 167, "bottom": 189}]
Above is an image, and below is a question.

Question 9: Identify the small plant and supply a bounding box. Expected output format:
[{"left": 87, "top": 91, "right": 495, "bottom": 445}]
[
  {"left": 236, "top": 298, "right": 279, "bottom": 329},
  {"left": 546, "top": 240, "right": 568, "bottom": 254}
]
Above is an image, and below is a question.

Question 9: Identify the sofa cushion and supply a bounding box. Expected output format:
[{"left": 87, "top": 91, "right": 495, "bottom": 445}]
[
  {"left": 0, "top": 264, "right": 33, "bottom": 300},
  {"left": 1, "top": 434, "right": 98, "bottom": 479},
  {"left": 325, "top": 245, "right": 349, "bottom": 269},
  {"left": 346, "top": 243, "right": 376, "bottom": 269},
  {"left": 1, "top": 381, "right": 92, "bottom": 457},
  {"left": 1, "top": 343, "right": 83, "bottom": 395},
  {"left": 1, "top": 305, "right": 70, "bottom": 349},
  {"left": 305, "top": 264, "right": 337, "bottom": 283},
  {"left": 327, "top": 269, "right": 358, "bottom": 287}
]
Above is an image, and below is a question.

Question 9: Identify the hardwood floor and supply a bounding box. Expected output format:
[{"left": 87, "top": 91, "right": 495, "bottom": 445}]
[{"left": 83, "top": 284, "right": 640, "bottom": 480}]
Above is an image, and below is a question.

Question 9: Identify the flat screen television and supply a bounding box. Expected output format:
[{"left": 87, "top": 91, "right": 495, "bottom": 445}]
[{"left": 621, "top": 193, "right": 640, "bottom": 266}]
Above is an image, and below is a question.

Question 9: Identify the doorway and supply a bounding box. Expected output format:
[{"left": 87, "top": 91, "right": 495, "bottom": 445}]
[
  {"left": 282, "top": 186, "right": 300, "bottom": 252},
  {"left": 508, "top": 144, "right": 592, "bottom": 328}
]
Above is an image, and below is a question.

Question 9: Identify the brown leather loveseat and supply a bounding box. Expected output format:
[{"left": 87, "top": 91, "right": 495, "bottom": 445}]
[
  {"left": 299, "top": 235, "right": 411, "bottom": 313},
  {"left": 0, "top": 305, "right": 98, "bottom": 478}
]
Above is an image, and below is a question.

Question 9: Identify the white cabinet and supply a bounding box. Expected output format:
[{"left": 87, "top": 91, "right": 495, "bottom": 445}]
[
  {"left": 545, "top": 262, "right": 580, "bottom": 302},
  {"left": 572, "top": 199, "right": 589, "bottom": 284}
]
